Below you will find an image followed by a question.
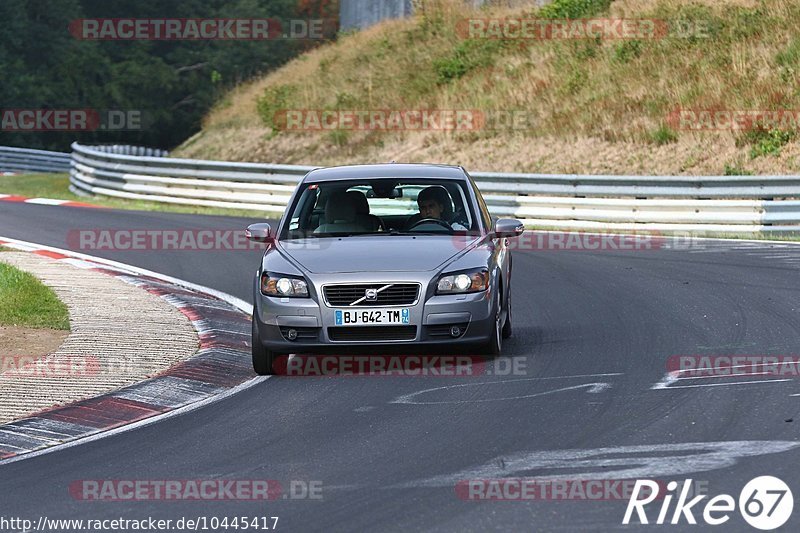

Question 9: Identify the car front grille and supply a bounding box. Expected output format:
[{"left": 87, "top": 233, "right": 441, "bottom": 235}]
[
  {"left": 328, "top": 326, "right": 417, "bottom": 342},
  {"left": 324, "top": 283, "right": 419, "bottom": 307}
]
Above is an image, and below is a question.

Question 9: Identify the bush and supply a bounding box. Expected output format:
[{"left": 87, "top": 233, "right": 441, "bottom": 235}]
[
  {"left": 613, "top": 40, "right": 644, "bottom": 63},
  {"left": 539, "top": 0, "right": 612, "bottom": 19},
  {"left": 776, "top": 38, "right": 800, "bottom": 68},
  {"left": 256, "top": 85, "right": 295, "bottom": 132},
  {"left": 651, "top": 125, "right": 678, "bottom": 145},
  {"left": 724, "top": 163, "right": 753, "bottom": 175},
  {"left": 327, "top": 129, "right": 350, "bottom": 147},
  {"left": 669, "top": 5, "right": 724, "bottom": 44},
  {"left": 730, "top": 8, "right": 765, "bottom": 39},
  {"left": 776, "top": 38, "right": 800, "bottom": 82},
  {"left": 740, "top": 128, "right": 796, "bottom": 159},
  {"left": 564, "top": 68, "right": 588, "bottom": 95},
  {"left": 433, "top": 39, "right": 504, "bottom": 83}
]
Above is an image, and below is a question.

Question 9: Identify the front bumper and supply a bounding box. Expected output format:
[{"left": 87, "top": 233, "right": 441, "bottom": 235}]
[{"left": 254, "top": 274, "right": 495, "bottom": 353}]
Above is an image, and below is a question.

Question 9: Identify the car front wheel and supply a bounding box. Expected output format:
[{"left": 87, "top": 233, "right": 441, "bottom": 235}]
[
  {"left": 502, "top": 290, "right": 512, "bottom": 339},
  {"left": 252, "top": 316, "right": 276, "bottom": 375},
  {"left": 481, "top": 291, "right": 503, "bottom": 356}
]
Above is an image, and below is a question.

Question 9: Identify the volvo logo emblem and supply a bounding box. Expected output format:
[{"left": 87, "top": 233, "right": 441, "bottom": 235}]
[{"left": 365, "top": 288, "right": 378, "bottom": 301}]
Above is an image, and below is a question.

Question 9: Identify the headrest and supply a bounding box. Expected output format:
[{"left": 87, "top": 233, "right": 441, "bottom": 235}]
[
  {"left": 326, "top": 191, "right": 358, "bottom": 222},
  {"left": 346, "top": 191, "right": 370, "bottom": 215}
]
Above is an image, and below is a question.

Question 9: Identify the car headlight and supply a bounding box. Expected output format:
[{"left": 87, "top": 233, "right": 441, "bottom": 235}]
[
  {"left": 261, "top": 272, "right": 309, "bottom": 298},
  {"left": 436, "top": 268, "right": 489, "bottom": 294}
]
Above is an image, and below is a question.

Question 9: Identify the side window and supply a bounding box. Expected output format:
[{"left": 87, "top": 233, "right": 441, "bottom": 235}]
[
  {"left": 451, "top": 183, "right": 474, "bottom": 229},
  {"left": 468, "top": 175, "right": 492, "bottom": 231},
  {"left": 289, "top": 187, "right": 318, "bottom": 232}
]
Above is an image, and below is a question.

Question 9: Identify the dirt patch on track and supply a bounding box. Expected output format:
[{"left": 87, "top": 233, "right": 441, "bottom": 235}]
[{"left": 0, "top": 326, "right": 68, "bottom": 374}]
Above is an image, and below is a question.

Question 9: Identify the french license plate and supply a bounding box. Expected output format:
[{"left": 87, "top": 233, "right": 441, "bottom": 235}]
[{"left": 334, "top": 308, "right": 410, "bottom": 326}]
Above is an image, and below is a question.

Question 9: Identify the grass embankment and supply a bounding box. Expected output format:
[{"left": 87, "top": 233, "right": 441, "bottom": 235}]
[
  {"left": 0, "top": 262, "right": 69, "bottom": 330},
  {"left": 175, "top": 0, "right": 800, "bottom": 175},
  {"left": 0, "top": 173, "right": 271, "bottom": 217}
]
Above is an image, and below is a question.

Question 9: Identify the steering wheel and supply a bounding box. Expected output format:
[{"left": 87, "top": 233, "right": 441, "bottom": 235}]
[{"left": 408, "top": 218, "right": 452, "bottom": 231}]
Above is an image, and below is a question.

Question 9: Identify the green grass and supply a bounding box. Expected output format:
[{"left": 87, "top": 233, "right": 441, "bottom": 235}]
[
  {"left": 538, "top": 0, "right": 613, "bottom": 19},
  {"left": 0, "top": 173, "right": 276, "bottom": 218},
  {"left": 650, "top": 124, "right": 678, "bottom": 145},
  {"left": 723, "top": 163, "right": 753, "bottom": 176},
  {"left": 744, "top": 129, "right": 796, "bottom": 159},
  {"left": 256, "top": 84, "right": 295, "bottom": 135},
  {"left": 0, "top": 262, "right": 70, "bottom": 330},
  {"left": 181, "top": 0, "right": 797, "bottom": 166}
]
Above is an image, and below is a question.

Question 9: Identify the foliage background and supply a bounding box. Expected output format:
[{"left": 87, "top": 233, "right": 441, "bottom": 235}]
[{"left": 0, "top": 0, "right": 338, "bottom": 151}]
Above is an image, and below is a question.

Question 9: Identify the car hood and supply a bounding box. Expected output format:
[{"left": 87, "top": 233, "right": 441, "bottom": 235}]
[{"left": 278, "top": 235, "right": 477, "bottom": 273}]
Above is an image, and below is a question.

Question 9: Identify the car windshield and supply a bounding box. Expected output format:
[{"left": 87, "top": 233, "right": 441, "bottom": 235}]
[{"left": 281, "top": 178, "right": 478, "bottom": 239}]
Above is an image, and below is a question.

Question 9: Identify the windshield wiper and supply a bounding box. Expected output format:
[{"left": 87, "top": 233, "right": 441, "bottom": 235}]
[
  {"left": 303, "top": 230, "right": 453, "bottom": 238},
  {"left": 358, "top": 230, "right": 448, "bottom": 236},
  {"left": 361, "top": 230, "right": 408, "bottom": 236}
]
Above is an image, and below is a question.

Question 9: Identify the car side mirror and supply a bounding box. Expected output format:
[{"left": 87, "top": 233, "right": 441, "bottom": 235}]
[
  {"left": 494, "top": 218, "right": 524, "bottom": 238},
  {"left": 246, "top": 223, "right": 273, "bottom": 242}
]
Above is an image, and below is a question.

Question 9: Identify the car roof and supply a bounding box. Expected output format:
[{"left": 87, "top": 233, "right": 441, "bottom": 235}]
[{"left": 302, "top": 163, "right": 468, "bottom": 182}]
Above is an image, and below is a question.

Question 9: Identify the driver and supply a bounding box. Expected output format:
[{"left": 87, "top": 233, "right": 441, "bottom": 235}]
[{"left": 406, "top": 186, "right": 468, "bottom": 231}]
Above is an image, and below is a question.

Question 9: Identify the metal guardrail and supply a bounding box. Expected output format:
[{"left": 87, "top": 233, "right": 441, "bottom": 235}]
[
  {"left": 0, "top": 146, "right": 71, "bottom": 174},
  {"left": 69, "top": 142, "right": 312, "bottom": 212},
  {"left": 1, "top": 142, "right": 787, "bottom": 233},
  {"left": 83, "top": 144, "right": 169, "bottom": 157}
]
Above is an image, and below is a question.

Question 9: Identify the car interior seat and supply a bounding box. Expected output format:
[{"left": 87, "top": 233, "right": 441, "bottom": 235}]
[
  {"left": 346, "top": 191, "right": 383, "bottom": 231},
  {"left": 314, "top": 191, "right": 367, "bottom": 233}
]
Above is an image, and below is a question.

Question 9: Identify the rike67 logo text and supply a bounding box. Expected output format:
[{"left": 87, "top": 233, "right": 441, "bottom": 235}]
[{"left": 623, "top": 476, "right": 793, "bottom": 530}]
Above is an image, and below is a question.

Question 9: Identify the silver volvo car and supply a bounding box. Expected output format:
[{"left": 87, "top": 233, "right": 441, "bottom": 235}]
[{"left": 246, "top": 163, "right": 524, "bottom": 375}]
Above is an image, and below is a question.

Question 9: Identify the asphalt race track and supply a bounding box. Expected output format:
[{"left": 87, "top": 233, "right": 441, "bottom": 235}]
[{"left": 1, "top": 202, "right": 799, "bottom": 531}]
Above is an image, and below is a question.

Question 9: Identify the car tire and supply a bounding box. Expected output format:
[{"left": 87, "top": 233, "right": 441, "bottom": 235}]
[
  {"left": 252, "top": 316, "right": 276, "bottom": 375},
  {"left": 481, "top": 291, "right": 503, "bottom": 356},
  {"left": 502, "top": 291, "right": 512, "bottom": 339}
]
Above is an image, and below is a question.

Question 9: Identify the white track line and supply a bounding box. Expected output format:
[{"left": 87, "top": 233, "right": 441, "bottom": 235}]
[
  {"left": 390, "top": 373, "right": 622, "bottom": 405},
  {"left": 0, "top": 235, "right": 252, "bottom": 314},
  {"left": 657, "top": 379, "right": 792, "bottom": 389},
  {"left": 0, "top": 235, "right": 261, "bottom": 466},
  {"left": 0, "top": 376, "right": 268, "bottom": 466},
  {"left": 23, "top": 198, "right": 70, "bottom": 205}
]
